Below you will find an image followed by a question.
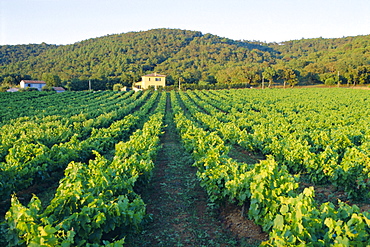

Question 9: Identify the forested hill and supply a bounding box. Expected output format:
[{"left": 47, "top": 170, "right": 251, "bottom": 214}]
[
  {"left": 0, "top": 43, "right": 57, "bottom": 65},
  {"left": 1, "top": 28, "right": 370, "bottom": 90}
]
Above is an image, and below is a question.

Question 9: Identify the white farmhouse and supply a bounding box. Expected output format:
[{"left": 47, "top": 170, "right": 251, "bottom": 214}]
[{"left": 20, "top": 80, "right": 46, "bottom": 91}]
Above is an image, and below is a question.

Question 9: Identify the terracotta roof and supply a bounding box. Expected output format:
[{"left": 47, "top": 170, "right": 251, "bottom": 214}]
[
  {"left": 143, "top": 72, "right": 166, "bottom": 77},
  {"left": 52, "top": 87, "right": 65, "bottom": 91},
  {"left": 21, "top": 80, "right": 46, "bottom": 84}
]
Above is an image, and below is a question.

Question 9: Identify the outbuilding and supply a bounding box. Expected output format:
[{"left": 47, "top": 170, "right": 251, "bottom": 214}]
[
  {"left": 52, "top": 87, "right": 66, "bottom": 93},
  {"left": 6, "top": 88, "right": 19, "bottom": 92}
]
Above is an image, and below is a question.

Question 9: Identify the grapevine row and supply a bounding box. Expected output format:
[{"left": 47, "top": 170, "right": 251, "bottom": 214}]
[
  {"left": 3, "top": 92, "right": 167, "bottom": 246},
  {"left": 0, "top": 91, "right": 158, "bottom": 204},
  {"left": 187, "top": 89, "right": 370, "bottom": 200},
  {"left": 171, "top": 90, "right": 370, "bottom": 246}
]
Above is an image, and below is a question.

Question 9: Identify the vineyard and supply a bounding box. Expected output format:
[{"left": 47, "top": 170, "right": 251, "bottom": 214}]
[{"left": 0, "top": 88, "right": 370, "bottom": 246}]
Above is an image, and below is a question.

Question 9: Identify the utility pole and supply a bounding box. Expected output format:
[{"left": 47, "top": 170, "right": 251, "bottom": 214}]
[
  {"left": 262, "top": 75, "right": 265, "bottom": 89},
  {"left": 178, "top": 77, "right": 181, "bottom": 91},
  {"left": 337, "top": 71, "right": 340, "bottom": 87},
  {"left": 89, "top": 80, "right": 91, "bottom": 91}
]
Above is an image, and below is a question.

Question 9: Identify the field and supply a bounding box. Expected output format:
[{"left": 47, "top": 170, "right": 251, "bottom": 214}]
[{"left": 0, "top": 88, "right": 370, "bottom": 246}]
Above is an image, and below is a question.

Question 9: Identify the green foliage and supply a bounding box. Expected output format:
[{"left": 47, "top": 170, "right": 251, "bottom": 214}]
[
  {"left": 0, "top": 43, "right": 56, "bottom": 65},
  {"left": 1, "top": 91, "right": 166, "bottom": 246},
  {"left": 112, "top": 83, "right": 124, "bottom": 91},
  {"left": 0, "top": 74, "right": 32, "bottom": 86},
  {"left": 0, "top": 90, "right": 162, "bottom": 205},
  {"left": 42, "top": 73, "right": 62, "bottom": 87},
  {"left": 1, "top": 87, "right": 370, "bottom": 246},
  {"left": 325, "top": 77, "right": 336, "bottom": 85},
  {"left": 2, "top": 29, "right": 370, "bottom": 89},
  {"left": 42, "top": 85, "right": 54, "bottom": 91},
  {"left": 19, "top": 87, "right": 39, "bottom": 92},
  {"left": 171, "top": 88, "right": 370, "bottom": 246},
  {"left": 0, "top": 84, "right": 10, "bottom": 92}
]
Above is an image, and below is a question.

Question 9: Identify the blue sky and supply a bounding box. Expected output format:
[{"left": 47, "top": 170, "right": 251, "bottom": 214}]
[{"left": 1, "top": 0, "right": 369, "bottom": 45}]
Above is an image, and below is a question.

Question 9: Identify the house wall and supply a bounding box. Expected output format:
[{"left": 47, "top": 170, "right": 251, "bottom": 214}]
[
  {"left": 142, "top": 76, "right": 166, "bottom": 89},
  {"left": 29, "top": 83, "right": 45, "bottom": 90},
  {"left": 20, "top": 81, "right": 46, "bottom": 91},
  {"left": 133, "top": 81, "right": 143, "bottom": 89}
]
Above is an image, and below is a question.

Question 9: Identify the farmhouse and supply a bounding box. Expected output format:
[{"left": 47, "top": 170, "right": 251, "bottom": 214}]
[
  {"left": 20, "top": 80, "right": 46, "bottom": 91},
  {"left": 134, "top": 73, "right": 166, "bottom": 90}
]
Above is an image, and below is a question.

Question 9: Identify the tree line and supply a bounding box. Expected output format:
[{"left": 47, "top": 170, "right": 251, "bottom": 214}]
[{"left": 1, "top": 29, "right": 370, "bottom": 91}]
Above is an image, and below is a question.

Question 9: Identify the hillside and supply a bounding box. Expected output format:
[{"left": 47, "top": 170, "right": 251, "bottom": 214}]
[
  {"left": 1, "top": 28, "right": 370, "bottom": 90},
  {"left": 0, "top": 43, "right": 57, "bottom": 65}
]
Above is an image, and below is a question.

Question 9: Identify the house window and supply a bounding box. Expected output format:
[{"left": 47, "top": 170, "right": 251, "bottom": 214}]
[{"left": 155, "top": 78, "right": 161, "bottom": 81}]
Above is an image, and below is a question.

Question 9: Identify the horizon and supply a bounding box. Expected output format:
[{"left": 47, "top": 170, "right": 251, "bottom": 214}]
[
  {"left": 1, "top": 0, "right": 370, "bottom": 46},
  {"left": 1, "top": 27, "right": 370, "bottom": 46}
]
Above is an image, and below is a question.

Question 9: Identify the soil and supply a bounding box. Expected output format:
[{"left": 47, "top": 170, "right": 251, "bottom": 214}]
[
  {"left": 219, "top": 203, "right": 268, "bottom": 241},
  {"left": 0, "top": 175, "right": 61, "bottom": 216},
  {"left": 300, "top": 181, "right": 370, "bottom": 213}
]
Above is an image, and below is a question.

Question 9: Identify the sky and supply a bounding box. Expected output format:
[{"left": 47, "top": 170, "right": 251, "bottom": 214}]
[{"left": 1, "top": 0, "right": 370, "bottom": 45}]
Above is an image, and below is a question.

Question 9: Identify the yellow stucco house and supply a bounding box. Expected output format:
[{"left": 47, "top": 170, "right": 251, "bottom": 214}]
[{"left": 134, "top": 72, "right": 166, "bottom": 90}]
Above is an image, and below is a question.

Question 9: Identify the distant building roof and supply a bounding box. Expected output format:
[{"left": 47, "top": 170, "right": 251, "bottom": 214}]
[
  {"left": 52, "top": 87, "right": 66, "bottom": 92},
  {"left": 6, "top": 88, "right": 19, "bottom": 92},
  {"left": 143, "top": 72, "right": 166, "bottom": 77},
  {"left": 21, "top": 80, "right": 46, "bottom": 84}
]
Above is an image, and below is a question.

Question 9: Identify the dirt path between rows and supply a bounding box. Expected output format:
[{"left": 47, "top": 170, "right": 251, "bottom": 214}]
[{"left": 127, "top": 94, "right": 265, "bottom": 247}]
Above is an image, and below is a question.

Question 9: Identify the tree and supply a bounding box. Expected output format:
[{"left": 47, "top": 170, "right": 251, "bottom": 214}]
[
  {"left": 262, "top": 67, "right": 276, "bottom": 88},
  {"left": 0, "top": 84, "right": 10, "bottom": 92},
  {"left": 65, "top": 78, "right": 88, "bottom": 91},
  {"left": 42, "top": 73, "right": 62, "bottom": 87},
  {"left": 324, "top": 77, "right": 336, "bottom": 86},
  {"left": 344, "top": 68, "right": 359, "bottom": 86},
  {"left": 113, "top": 83, "right": 124, "bottom": 91},
  {"left": 2, "top": 76, "right": 16, "bottom": 85},
  {"left": 41, "top": 85, "right": 53, "bottom": 91},
  {"left": 245, "top": 68, "right": 258, "bottom": 86},
  {"left": 358, "top": 65, "right": 370, "bottom": 85},
  {"left": 215, "top": 68, "right": 232, "bottom": 84},
  {"left": 282, "top": 68, "right": 298, "bottom": 88},
  {"left": 302, "top": 72, "right": 321, "bottom": 85},
  {"left": 251, "top": 73, "right": 261, "bottom": 87},
  {"left": 204, "top": 75, "right": 217, "bottom": 84},
  {"left": 3, "top": 28, "right": 370, "bottom": 90}
]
